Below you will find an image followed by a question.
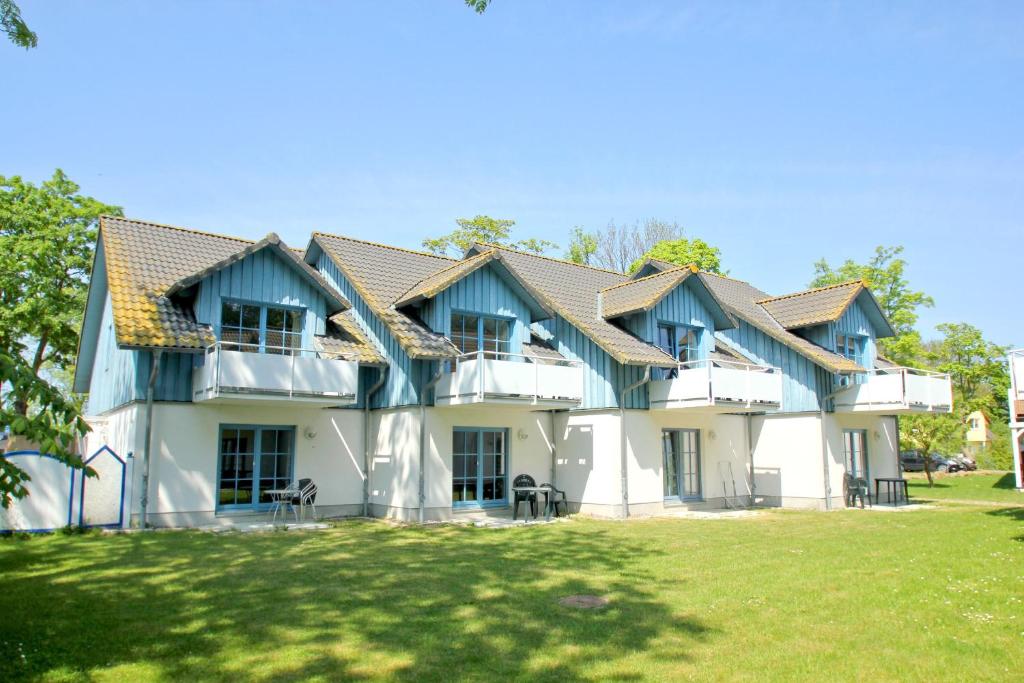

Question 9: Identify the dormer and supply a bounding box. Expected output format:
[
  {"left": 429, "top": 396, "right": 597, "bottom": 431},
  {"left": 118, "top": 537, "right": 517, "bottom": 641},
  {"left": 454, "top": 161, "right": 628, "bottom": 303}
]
[
  {"left": 598, "top": 265, "right": 737, "bottom": 370},
  {"left": 756, "top": 280, "right": 894, "bottom": 371},
  {"left": 393, "top": 248, "right": 553, "bottom": 360}
]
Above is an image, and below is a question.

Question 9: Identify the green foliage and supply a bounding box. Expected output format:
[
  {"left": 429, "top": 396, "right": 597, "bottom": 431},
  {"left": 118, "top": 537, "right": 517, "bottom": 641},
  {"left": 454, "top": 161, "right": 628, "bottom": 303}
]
[
  {"left": 899, "top": 413, "right": 963, "bottom": 484},
  {"left": 464, "top": 0, "right": 490, "bottom": 13},
  {"left": 927, "top": 323, "right": 1009, "bottom": 419},
  {"left": 1, "top": 350, "right": 92, "bottom": 507},
  {"left": 628, "top": 237, "right": 723, "bottom": 275},
  {"left": 810, "top": 246, "right": 933, "bottom": 364},
  {"left": 565, "top": 227, "right": 598, "bottom": 265},
  {"left": 0, "top": 169, "right": 122, "bottom": 379},
  {"left": 0, "top": 169, "right": 117, "bottom": 506},
  {"left": 422, "top": 215, "right": 557, "bottom": 257},
  {"left": 1, "top": 0, "right": 36, "bottom": 48}
]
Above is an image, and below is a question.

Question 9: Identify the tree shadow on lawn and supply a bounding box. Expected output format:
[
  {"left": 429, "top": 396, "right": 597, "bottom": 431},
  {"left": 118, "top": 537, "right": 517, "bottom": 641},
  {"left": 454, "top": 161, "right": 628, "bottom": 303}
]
[
  {"left": 0, "top": 521, "right": 713, "bottom": 681},
  {"left": 984, "top": 506, "right": 1024, "bottom": 543}
]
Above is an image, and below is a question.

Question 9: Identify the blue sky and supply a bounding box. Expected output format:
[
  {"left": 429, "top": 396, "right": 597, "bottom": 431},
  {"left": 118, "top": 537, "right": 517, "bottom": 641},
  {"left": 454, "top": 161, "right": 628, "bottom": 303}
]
[{"left": 6, "top": 1, "right": 1022, "bottom": 347}]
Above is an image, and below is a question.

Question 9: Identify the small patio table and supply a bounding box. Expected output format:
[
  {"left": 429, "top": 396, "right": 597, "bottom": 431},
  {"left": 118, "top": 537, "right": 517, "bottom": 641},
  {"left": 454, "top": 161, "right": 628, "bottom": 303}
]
[
  {"left": 874, "top": 477, "right": 910, "bottom": 507},
  {"left": 511, "top": 485, "right": 556, "bottom": 521},
  {"left": 267, "top": 486, "right": 299, "bottom": 523}
]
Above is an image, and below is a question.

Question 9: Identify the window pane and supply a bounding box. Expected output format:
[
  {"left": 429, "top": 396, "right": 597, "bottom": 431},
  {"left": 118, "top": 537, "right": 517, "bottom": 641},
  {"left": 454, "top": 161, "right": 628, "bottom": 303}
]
[
  {"left": 222, "top": 302, "right": 242, "bottom": 327},
  {"left": 286, "top": 310, "right": 303, "bottom": 332},
  {"left": 241, "top": 305, "right": 260, "bottom": 329},
  {"left": 260, "top": 429, "right": 279, "bottom": 455},
  {"left": 266, "top": 307, "right": 285, "bottom": 330},
  {"left": 237, "top": 430, "right": 255, "bottom": 455}
]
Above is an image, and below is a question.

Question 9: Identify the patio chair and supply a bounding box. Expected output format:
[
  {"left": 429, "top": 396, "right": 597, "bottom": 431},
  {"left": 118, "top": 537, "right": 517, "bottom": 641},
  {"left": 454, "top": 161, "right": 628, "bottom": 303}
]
[
  {"left": 540, "top": 482, "right": 569, "bottom": 517},
  {"left": 512, "top": 474, "right": 538, "bottom": 520},
  {"left": 844, "top": 474, "right": 870, "bottom": 509},
  {"left": 290, "top": 478, "right": 319, "bottom": 521},
  {"left": 270, "top": 481, "right": 301, "bottom": 523}
]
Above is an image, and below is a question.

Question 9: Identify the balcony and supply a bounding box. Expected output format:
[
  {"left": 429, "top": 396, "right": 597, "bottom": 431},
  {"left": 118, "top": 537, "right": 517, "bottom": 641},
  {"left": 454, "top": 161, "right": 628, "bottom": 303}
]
[
  {"left": 192, "top": 342, "right": 359, "bottom": 406},
  {"left": 649, "top": 359, "right": 783, "bottom": 412},
  {"left": 1009, "top": 349, "right": 1024, "bottom": 425},
  {"left": 434, "top": 351, "right": 584, "bottom": 409},
  {"left": 832, "top": 367, "right": 953, "bottom": 414}
]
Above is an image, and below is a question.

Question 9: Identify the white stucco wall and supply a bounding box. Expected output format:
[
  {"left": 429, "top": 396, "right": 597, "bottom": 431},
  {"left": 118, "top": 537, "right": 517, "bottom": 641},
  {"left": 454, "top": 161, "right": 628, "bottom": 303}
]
[
  {"left": 750, "top": 413, "right": 828, "bottom": 507},
  {"left": 553, "top": 411, "right": 623, "bottom": 510},
  {"left": 369, "top": 405, "right": 557, "bottom": 519},
  {"left": 107, "top": 402, "right": 364, "bottom": 525},
  {"left": 828, "top": 413, "right": 900, "bottom": 494}
]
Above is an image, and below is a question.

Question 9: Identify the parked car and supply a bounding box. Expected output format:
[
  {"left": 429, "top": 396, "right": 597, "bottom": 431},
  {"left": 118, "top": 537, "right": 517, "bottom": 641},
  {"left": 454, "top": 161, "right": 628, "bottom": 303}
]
[
  {"left": 899, "top": 451, "right": 953, "bottom": 473},
  {"left": 949, "top": 455, "right": 977, "bottom": 473}
]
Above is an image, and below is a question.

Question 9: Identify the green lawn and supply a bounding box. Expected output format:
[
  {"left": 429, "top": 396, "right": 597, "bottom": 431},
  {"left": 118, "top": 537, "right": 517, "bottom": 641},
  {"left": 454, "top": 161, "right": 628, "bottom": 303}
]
[
  {"left": 2, "top": 505, "right": 1023, "bottom": 682},
  {"left": 906, "top": 471, "right": 1022, "bottom": 504}
]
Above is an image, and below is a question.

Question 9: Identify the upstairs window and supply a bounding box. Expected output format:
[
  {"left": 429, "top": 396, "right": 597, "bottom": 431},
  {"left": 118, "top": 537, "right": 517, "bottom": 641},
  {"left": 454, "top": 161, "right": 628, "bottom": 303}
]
[
  {"left": 451, "top": 313, "right": 511, "bottom": 359},
  {"left": 835, "top": 334, "right": 861, "bottom": 362},
  {"left": 221, "top": 301, "right": 303, "bottom": 355},
  {"left": 656, "top": 324, "right": 702, "bottom": 379}
]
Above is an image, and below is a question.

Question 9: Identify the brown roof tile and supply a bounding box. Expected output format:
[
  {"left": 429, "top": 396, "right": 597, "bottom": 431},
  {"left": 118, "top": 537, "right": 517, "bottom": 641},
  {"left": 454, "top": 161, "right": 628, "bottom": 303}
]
[
  {"left": 600, "top": 266, "right": 697, "bottom": 318},
  {"left": 310, "top": 233, "right": 460, "bottom": 359},
  {"left": 756, "top": 281, "right": 863, "bottom": 329}
]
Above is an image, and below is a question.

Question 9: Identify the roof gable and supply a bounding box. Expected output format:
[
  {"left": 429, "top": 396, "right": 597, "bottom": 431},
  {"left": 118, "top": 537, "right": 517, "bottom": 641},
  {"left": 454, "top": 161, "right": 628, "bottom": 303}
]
[
  {"left": 306, "top": 233, "right": 459, "bottom": 359},
  {"left": 394, "top": 249, "right": 554, "bottom": 319},
  {"left": 165, "top": 232, "right": 350, "bottom": 314},
  {"left": 600, "top": 265, "right": 737, "bottom": 329},
  {"left": 466, "top": 244, "right": 678, "bottom": 367},
  {"left": 701, "top": 272, "right": 865, "bottom": 374},
  {"left": 757, "top": 280, "right": 895, "bottom": 338}
]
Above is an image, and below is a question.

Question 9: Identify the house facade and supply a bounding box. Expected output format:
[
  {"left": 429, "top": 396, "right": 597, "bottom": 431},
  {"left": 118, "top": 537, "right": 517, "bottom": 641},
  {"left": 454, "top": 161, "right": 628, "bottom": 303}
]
[
  {"left": 964, "top": 410, "right": 995, "bottom": 455},
  {"left": 74, "top": 217, "right": 955, "bottom": 526},
  {"left": 1008, "top": 349, "right": 1024, "bottom": 490}
]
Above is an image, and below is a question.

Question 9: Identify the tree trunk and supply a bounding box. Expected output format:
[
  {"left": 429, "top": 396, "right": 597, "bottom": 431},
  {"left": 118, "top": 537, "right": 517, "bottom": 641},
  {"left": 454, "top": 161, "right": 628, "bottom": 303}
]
[
  {"left": 14, "top": 331, "right": 50, "bottom": 417},
  {"left": 924, "top": 458, "right": 934, "bottom": 487}
]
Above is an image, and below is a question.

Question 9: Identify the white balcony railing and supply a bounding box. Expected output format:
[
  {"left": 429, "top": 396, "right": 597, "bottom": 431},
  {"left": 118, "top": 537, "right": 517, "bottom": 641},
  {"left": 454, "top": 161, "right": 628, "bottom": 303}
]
[
  {"left": 832, "top": 366, "right": 952, "bottom": 414},
  {"left": 192, "top": 342, "right": 359, "bottom": 404},
  {"left": 648, "top": 359, "right": 783, "bottom": 412},
  {"left": 434, "top": 350, "right": 584, "bottom": 408}
]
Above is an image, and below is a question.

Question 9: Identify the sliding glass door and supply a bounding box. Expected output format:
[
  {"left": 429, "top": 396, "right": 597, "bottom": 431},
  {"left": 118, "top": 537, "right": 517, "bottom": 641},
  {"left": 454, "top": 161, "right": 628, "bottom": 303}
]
[
  {"left": 663, "top": 429, "right": 701, "bottom": 501},
  {"left": 218, "top": 425, "right": 294, "bottom": 510},
  {"left": 452, "top": 428, "right": 508, "bottom": 507}
]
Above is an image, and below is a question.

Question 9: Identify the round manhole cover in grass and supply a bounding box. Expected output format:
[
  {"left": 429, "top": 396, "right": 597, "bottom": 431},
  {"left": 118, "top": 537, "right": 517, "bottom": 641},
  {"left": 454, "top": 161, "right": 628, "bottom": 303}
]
[{"left": 559, "top": 594, "right": 609, "bottom": 609}]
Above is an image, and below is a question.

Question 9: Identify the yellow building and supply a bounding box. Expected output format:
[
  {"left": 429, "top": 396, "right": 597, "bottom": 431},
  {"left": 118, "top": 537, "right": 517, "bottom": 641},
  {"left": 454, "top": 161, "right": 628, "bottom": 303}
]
[{"left": 965, "top": 410, "right": 994, "bottom": 455}]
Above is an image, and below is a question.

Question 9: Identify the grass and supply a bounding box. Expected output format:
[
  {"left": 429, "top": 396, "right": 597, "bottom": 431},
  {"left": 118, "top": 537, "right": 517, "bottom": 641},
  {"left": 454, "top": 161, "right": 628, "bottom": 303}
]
[
  {"left": 2, "top": 505, "right": 1023, "bottom": 682},
  {"left": 906, "top": 471, "right": 1022, "bottom": 504}
]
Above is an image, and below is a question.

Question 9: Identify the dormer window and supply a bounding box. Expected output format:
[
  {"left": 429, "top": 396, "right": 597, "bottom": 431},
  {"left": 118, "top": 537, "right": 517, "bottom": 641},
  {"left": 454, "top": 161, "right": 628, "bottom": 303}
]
[
  {"left": 835, "top": 334, "right": 861, "bottom": 363},
  {"left": 451, "top": 312, "right": 511, "bottom": 359},
  {"left": 220, "top": 301, "right": 303, "bottom": 355}
]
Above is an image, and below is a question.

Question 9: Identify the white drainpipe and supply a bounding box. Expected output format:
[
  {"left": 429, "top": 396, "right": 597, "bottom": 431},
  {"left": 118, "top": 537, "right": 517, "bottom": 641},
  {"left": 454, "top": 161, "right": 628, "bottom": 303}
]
[
  {"left": 138, "top": 349, "right": 162, "bottom": 528},
  {"left": 362, "top": 367, "right": 388, "bottom": 518},
  {"left": 619, "top": 366, "right": 652, "bottom": 519},
  {"left": 418, "top": 364, "right": 445, "bottom": 524}
]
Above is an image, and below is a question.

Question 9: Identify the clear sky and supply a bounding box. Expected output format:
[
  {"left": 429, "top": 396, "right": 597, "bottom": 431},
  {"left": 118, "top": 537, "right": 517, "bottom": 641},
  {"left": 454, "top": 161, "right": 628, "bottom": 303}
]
[{"left": 6, "top": 1, "right": 1022, "bottom": 347}]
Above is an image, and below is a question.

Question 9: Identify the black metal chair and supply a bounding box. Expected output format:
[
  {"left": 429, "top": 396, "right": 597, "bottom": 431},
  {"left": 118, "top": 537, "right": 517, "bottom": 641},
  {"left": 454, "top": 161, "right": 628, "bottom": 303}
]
[
  {"left": 844, "top": 474, "right": 870, "bottom": 509},
  {"left": 512, "top": 474, "right": 538, "bottom": 520},
  {"left": 540, "top": 483, "right": 568, "bottom": 517},
  {"left": 290, "top": 478, "right": 318, "bottom": 520}
]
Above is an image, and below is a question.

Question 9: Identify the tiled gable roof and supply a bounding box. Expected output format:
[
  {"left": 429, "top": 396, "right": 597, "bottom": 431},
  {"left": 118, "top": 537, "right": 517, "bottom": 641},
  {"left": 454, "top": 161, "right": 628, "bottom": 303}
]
[
  {"left": 600, "top": 266, "right": 697, "bottom": 318},
  {"left": 756, "top": 281, "right": 863, "bottom": 330},
  {"left": 164, "top": 233, "right": 350, "bottom": 313},
  {"left": 101, "top": 216, "right": 250, "bottom": 349},
  {"left": 700, "top": 272, "right": 864, "bottom": 373},
  {"left": 310, "top": 233, "right": 460, "bottom": 359},
  {"left": 468, "top": 244, "right": 678, "bottom": 367},
  {"left": 316, "top": 311, "right": 387, "bottom": 365},
  {"left": 98, "top": 217, "right": 375, "bottom": 360}
]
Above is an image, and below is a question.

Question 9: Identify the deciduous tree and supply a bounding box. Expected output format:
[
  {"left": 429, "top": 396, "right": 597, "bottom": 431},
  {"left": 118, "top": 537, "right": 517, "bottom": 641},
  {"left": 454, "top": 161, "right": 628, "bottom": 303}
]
[
  {"left": 1, "top": 0, "right": 36, "bottom": 48},
  {"left": 628, "top": 237, "right": 723, "bottom": 275},
  {"left": 422, "top": 215, "right": 557, "bottom": 257},
  {"left": 565, "top": 227, "right": 598, "bottom": 266}
]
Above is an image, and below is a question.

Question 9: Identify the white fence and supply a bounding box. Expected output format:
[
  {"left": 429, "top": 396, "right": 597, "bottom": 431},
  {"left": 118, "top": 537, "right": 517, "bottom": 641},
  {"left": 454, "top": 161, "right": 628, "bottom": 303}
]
[{"left": 0, "top": 446, "right": 130, "bottom": 533}]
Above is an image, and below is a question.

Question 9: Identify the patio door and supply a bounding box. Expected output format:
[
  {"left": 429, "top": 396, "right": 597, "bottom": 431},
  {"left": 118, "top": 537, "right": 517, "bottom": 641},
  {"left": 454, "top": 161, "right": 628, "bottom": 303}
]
[
  {"left": 663, "top": 429, "right": 701, "bottom": 501},
  {"left": 218, "top": 425, "right": 295, "bottom": 510},
  {"left": 452, "top": 428, "right": 508, "bottom": 507},
  {"left": 843, "top": 429, "right": 869, "bottom": 480}
]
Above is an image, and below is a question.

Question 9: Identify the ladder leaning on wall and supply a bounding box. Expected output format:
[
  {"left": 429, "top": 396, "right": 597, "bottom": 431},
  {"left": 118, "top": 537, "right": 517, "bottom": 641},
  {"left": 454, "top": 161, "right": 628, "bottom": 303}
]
[{"left": 719, "top": 461, "right": 753, "bottom": 510}]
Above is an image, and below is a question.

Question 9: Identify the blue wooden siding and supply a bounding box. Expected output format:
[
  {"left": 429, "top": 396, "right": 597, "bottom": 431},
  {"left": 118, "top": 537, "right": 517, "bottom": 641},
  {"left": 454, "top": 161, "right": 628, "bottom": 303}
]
[
  {"left": 421, "top": 264, "right": 532, "bottom": 356},
  {"left": 717, "top": 321, "right": 827, "bottom": 413},
  {"left": 619, "top": 282, "right": 715, "bottom": 360},
  {"left": 86, "top": 294, "right": 139, "bottom": 415},
  {"left": 85, "top": 296, "right": 193, "bottom": 414},
  {"left": 834, "top": 297, "right": 877, "bottom": 370},
  {"left": 315, "top": 252, "right": 424, "bottom": 408},
  {"left": 135, "top": 351, "right": 193, "bottom": 403},
  {"left": 194, "top": 248, "right": 328, "bottom": 347}
]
